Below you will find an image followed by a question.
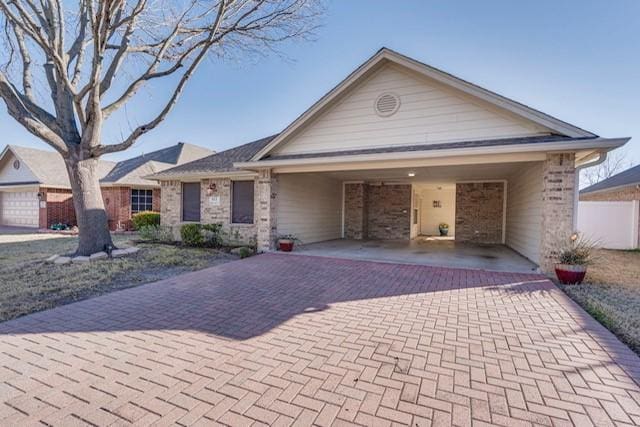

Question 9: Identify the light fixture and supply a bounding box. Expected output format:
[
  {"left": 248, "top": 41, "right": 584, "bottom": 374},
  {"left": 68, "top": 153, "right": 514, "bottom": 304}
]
[
  {"left": 206, "top": 183, "right": 217, "bottom": 196},
  {"left": 407, "top": 171, "right": 416, "bottom": 177}
]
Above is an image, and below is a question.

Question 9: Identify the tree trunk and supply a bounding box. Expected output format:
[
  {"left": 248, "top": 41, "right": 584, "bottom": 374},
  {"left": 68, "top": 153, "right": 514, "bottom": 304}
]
[{"left": 66, "top": 155, "right": 115, "bottom": 256}]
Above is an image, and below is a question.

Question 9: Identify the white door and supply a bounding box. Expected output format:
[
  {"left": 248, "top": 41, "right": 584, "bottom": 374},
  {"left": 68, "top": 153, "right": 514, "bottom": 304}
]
[{"left": 0, "top": 191, "right": 39, "bottom": 227}]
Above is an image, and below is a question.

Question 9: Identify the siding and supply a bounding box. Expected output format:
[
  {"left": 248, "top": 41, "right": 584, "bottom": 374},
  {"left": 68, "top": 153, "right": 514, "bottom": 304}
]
[
  {"left": 0, "top": 152, "right": 38, "bottom": 184},
  {"left": 276, "top": 174, "right": 342, "bottom": 244},
  {"left": 275, "top": 63, "right": 549, "bottom": 155},
  {"left": 506, "top": 162, "right": 543, "bottom": 263}
]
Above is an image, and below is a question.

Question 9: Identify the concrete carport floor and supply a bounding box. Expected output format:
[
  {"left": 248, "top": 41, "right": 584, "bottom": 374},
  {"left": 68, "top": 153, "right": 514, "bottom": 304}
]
[{"left": 293, "top": 238, "right": 539, "bottom": 273}]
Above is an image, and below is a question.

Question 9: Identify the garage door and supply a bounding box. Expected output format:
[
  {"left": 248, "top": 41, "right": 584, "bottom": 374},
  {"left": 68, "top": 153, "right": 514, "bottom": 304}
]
[{"left": 0, "top": 191, "right": 39, "bottom": 227}]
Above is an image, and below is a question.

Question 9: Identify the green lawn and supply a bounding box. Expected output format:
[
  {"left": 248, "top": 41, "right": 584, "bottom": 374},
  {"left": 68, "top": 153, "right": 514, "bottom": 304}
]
[{"left": 0, "top": 233, "right": 236, "bottom": 322}]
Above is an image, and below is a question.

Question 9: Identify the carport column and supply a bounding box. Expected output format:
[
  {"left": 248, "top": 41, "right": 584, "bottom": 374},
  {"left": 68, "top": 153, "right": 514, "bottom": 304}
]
[
  {"left": 540, "top": 153, "right": 576, "bottom": 274},
  {"left": 256, "top": 168, "right": 278, "bottom": 252}
]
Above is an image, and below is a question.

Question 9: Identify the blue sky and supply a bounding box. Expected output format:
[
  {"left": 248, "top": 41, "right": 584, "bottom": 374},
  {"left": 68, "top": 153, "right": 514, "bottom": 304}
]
[{"left": 1, "top": 0, "right": 639, "bottom": 165}]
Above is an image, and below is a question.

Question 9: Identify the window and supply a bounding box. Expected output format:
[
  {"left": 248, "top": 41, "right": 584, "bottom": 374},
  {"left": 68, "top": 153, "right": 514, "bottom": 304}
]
[
  {"left": 231, "top": 181, "right": 254, "bottom": 224},
  {"left": 182, "top": 182, "right": 201, "bottom": 222},
  {"left": 131, "top": 189, "right": 153, "bottom": 213}
]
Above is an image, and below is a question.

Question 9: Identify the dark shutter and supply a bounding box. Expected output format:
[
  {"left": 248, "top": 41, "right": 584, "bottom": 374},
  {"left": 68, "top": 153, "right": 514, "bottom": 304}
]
[
  {"left": 182, "top": 182, "right": 201, "bottom": 222},
  {"left": 232, "top": 181, "right": 254, "bottom": 224}
]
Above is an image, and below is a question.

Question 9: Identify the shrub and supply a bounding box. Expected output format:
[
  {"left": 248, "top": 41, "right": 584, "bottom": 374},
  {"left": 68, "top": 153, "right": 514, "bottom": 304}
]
[
  {"left": 557, "top": 233, "right": 598, "bottom": 265},
  {"left": 138, "top": 225, "right": 173, "bottom": 243},
  {"left": 180, "top": 223, "right": 223, "bottom": 247},
  {"left": 238, "top": 247, "right": 253, "bottom": 259},
  {"left": 132, "top": 211, "right": 160, "bottom": 230},
  {"left": 181, "top": 224, "right": 204, "bottom": 246}
]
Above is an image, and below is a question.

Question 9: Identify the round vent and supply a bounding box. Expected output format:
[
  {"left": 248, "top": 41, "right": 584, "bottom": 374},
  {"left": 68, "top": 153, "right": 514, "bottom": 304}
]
[
  {"left": 13, "top": 160, "right": 20, "bottom": 170},
  {"left": 374, "top": 92, "right": 400, "bottom": 117}
]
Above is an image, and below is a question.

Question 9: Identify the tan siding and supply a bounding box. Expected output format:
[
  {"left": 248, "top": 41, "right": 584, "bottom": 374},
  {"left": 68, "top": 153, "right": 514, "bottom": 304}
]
[
  {"left": 506, "top": 162, "right": 543, "bottom": 263},
  {"left": 276, "top": 174, "right": 342, "bottom": 244},
  {"left": 275, "top": 64, "right": 549, "bottom": 155}
]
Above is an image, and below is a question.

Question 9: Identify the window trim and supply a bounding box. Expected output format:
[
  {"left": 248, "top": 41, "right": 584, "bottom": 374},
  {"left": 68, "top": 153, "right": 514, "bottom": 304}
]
[
  {"left": 230, "top": 179, "right": 255, "bottom": 225},
  {"left": 131, "top": 188, "right": 153, "bottom": 213},
  {"left": 181, "top": 182, "right": 201, "bottom": 222}
]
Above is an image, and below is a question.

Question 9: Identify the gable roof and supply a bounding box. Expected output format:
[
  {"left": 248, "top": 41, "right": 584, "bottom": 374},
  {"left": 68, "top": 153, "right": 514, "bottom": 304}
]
[
  {"left": 0, "top": 145, "right": 115, "bottom": 187},
  {"left": 148, "top": 135, "right": 277, "bottom": 179},
  {"left": 251, "top": 47, "right": 597, "bottom": 161},
  {"left": 100, "top": 142, "right": 213, "bottom": 184},
  {"left": 0, "top": 142, "right": 213, "bottom": 188},
  {"left": 581, "top": 164, "right": 640, "bottom": 194}
]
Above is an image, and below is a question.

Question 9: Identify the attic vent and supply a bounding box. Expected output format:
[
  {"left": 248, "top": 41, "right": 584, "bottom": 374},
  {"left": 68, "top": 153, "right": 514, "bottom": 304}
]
[{"left": 375, "top": 93, "right": 400, "bottom": 117}]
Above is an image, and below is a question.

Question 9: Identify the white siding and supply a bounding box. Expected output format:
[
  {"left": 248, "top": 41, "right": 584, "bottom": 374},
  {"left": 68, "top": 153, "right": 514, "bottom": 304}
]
[
  {"left": 275, "top": 64, "right": 550, "bottom": 155},
  {"left": 276, "top": 174, "right": 342, "bottom": 244},
  {"left": 0, "top": 152, "right": 38, "bottom": 184},
  {"left": 505, "top": 162, "right": 543, "bottom": 263}
]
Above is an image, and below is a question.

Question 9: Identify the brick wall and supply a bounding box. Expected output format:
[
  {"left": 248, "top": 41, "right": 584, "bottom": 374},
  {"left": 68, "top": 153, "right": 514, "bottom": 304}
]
[
  {"left": 39, "top": 187, "right": 75, "bottom": 228},
  {"left": 344, "top": 183, "right": 367, "bottom": 239},
  {"left": 367, "top": 184, "right": 412, "bottom": 240},
  {"left": 102, "top": 187, "right": 131, "bottom": 231},
  {"left": 540, "top": 153, "right": 576, "bottom": 273},
  {"left": 580, "top": 186, "right": 640, "bottom": 202},
  {"left": 343, "top": 183, "right": 411, "bottom": 240},
  {"left": 455, "top": 182, "right": 504, "bottom": 243},
  {"left": 161, "top": 178, "right": 259, "bottom": 246},
  {"left": 202, "top": 178, "right": 259, "bottom": 246}
]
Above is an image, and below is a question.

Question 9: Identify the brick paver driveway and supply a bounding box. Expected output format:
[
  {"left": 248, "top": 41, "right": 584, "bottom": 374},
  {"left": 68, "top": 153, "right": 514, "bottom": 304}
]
[{"left": 2, "top": 254, "right": 640, "bottom": 426}]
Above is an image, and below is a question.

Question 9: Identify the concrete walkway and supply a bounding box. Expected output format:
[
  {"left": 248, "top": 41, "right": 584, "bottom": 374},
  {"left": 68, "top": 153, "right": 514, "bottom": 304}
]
[{"left": 1, "top": 254, "right": 639, "bottom": 426}]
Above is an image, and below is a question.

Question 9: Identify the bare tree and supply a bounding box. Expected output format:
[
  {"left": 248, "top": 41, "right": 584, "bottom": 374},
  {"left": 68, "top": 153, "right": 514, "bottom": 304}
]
[
  {"left": 0, "top": 0, "right": 321, "bottom": 255},
  {"left": 581, "top": 149, "right": 634, "bottom": 188}
]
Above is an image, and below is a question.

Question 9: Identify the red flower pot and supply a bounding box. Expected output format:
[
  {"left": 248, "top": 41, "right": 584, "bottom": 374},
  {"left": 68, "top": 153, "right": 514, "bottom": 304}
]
[
  {"left": 555, "top": 264, "right": 587, "bottom": 285},
  {"left": 278, "top": 240, "right": 294, "bottom": 252}
]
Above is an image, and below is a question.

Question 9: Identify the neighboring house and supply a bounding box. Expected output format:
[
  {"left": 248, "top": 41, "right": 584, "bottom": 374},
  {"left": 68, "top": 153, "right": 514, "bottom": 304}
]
[
  {"left": 0, "top": 143, "right": 213, "bottom": 230},
  {"left": 148, "top": 48, "right": 629, "bottom": 273},
  {"left": 578, "top": 164, "right": 640, "bottom": 249}
]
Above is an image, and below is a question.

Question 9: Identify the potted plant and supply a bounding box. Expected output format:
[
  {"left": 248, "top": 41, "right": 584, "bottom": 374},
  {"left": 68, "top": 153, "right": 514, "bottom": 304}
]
[
  {"left": 555, "top": 233, "right": 597, "bottom": 285},
  {"left": 277, "top": 234, "right": 300, "bottom": 252},
  {"left": 438, "top": 223, "right": 449, "bottom": 236}
]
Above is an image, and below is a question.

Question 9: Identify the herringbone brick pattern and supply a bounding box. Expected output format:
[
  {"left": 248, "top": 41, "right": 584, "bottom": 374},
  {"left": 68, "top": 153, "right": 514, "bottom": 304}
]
[{"left": 1, "top": 253, "right": 640, "bottom": 426}]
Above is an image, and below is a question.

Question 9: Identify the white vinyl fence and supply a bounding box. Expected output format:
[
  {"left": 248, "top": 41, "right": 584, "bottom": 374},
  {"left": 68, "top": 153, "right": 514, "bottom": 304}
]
[{"left": 577, "top": 201, "right": 640, "bottom": 249}]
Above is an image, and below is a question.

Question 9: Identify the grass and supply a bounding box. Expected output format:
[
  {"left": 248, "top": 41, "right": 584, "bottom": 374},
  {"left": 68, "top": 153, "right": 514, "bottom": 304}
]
[
  {"left": 560, "top": 249, "right": 640, "bottom": 355},
  {"left": 0, "top": 233, "right": 236, "bottom": 322}
]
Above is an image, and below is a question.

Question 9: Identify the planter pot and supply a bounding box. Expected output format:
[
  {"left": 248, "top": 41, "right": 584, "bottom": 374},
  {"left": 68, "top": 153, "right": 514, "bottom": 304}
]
[
  {"left": 439, "top": 228, "right": 449, "bottom": 236},
  {"left": 278, "top": 239, "right": 294, "bottom": 252},
  {"left": 555, "top": 264, "right": 587, "bottom": 285}
]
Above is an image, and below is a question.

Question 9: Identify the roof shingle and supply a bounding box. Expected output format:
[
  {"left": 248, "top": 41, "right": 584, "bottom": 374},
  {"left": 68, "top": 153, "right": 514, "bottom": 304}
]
[{"left": 581, "top": 163, "right": 640, "bottom": 194}]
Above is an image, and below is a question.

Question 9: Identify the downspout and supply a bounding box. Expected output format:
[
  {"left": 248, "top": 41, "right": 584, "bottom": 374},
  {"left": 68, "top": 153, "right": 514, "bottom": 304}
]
[{"left": 573, "top": 150, "right": 609, "bottom": 230}]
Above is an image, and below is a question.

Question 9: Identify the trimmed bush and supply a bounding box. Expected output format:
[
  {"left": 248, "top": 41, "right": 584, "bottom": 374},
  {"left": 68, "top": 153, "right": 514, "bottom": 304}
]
[
  {"left": 180, "top": 224, "right": 204, "bottom": 246},
  {"left": 132, "top": 211, "right": 160, "bottom": 230},
  {"left": 138, "top": 225, "right": 173, "bottom": 243}
]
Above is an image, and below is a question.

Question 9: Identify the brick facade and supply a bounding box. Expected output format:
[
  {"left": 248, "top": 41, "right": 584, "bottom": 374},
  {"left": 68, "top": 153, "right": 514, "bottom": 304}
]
[
  {"left": 540, "top": 153, "right": 576, "bottom": 273},
  {"left": 344, "top": 183, "right": 367, "bottom": 239},
  {"left": 39, "top": 187, "right": 75, "bottom": 228},
  {"left": 102, "top": 186, "right": 161, "bottom": 231},
  {"left": 256, "top": 170, "right": 278, "bottom": 251},
  {"left": 367, "top": 184, "right": 411, "bottom": 240},
  {"left": 102, "top": 187, "right": 131, "bottom": 231},
  {"left": 162, "top": 178, "right": 260, "bottom": 247},
  {"left": 343, "top": 183, "right": 411, "bottom": 240},
  {"left": 455, "top": 182, "right": 504, "bottom": 244}
]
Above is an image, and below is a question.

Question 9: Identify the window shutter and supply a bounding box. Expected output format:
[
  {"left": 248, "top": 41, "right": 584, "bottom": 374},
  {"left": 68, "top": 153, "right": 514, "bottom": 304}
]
[
  {"left": 182, "top": 183, "right": 201, "bottom": 222},
  {"left": 232, "top": 181, "right": 254, "bottom": 224}
]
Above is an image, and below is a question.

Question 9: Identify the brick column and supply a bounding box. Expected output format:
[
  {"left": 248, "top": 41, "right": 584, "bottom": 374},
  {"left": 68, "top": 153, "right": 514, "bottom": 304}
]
[
  {"left": 540, "top": 153, "right": 576, "bottom": 274},
  {"left": 256, "top": 169, "right": 278, "bottom": 252},
  {"left": 344, "top": 183, "right": 367, "bottom": 239}
]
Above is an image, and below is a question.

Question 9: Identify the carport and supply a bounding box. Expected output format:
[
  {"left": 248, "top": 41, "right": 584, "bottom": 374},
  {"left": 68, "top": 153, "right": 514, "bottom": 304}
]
[{"left": 273, "top": 158, "right": 546, "bottom": 272}]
